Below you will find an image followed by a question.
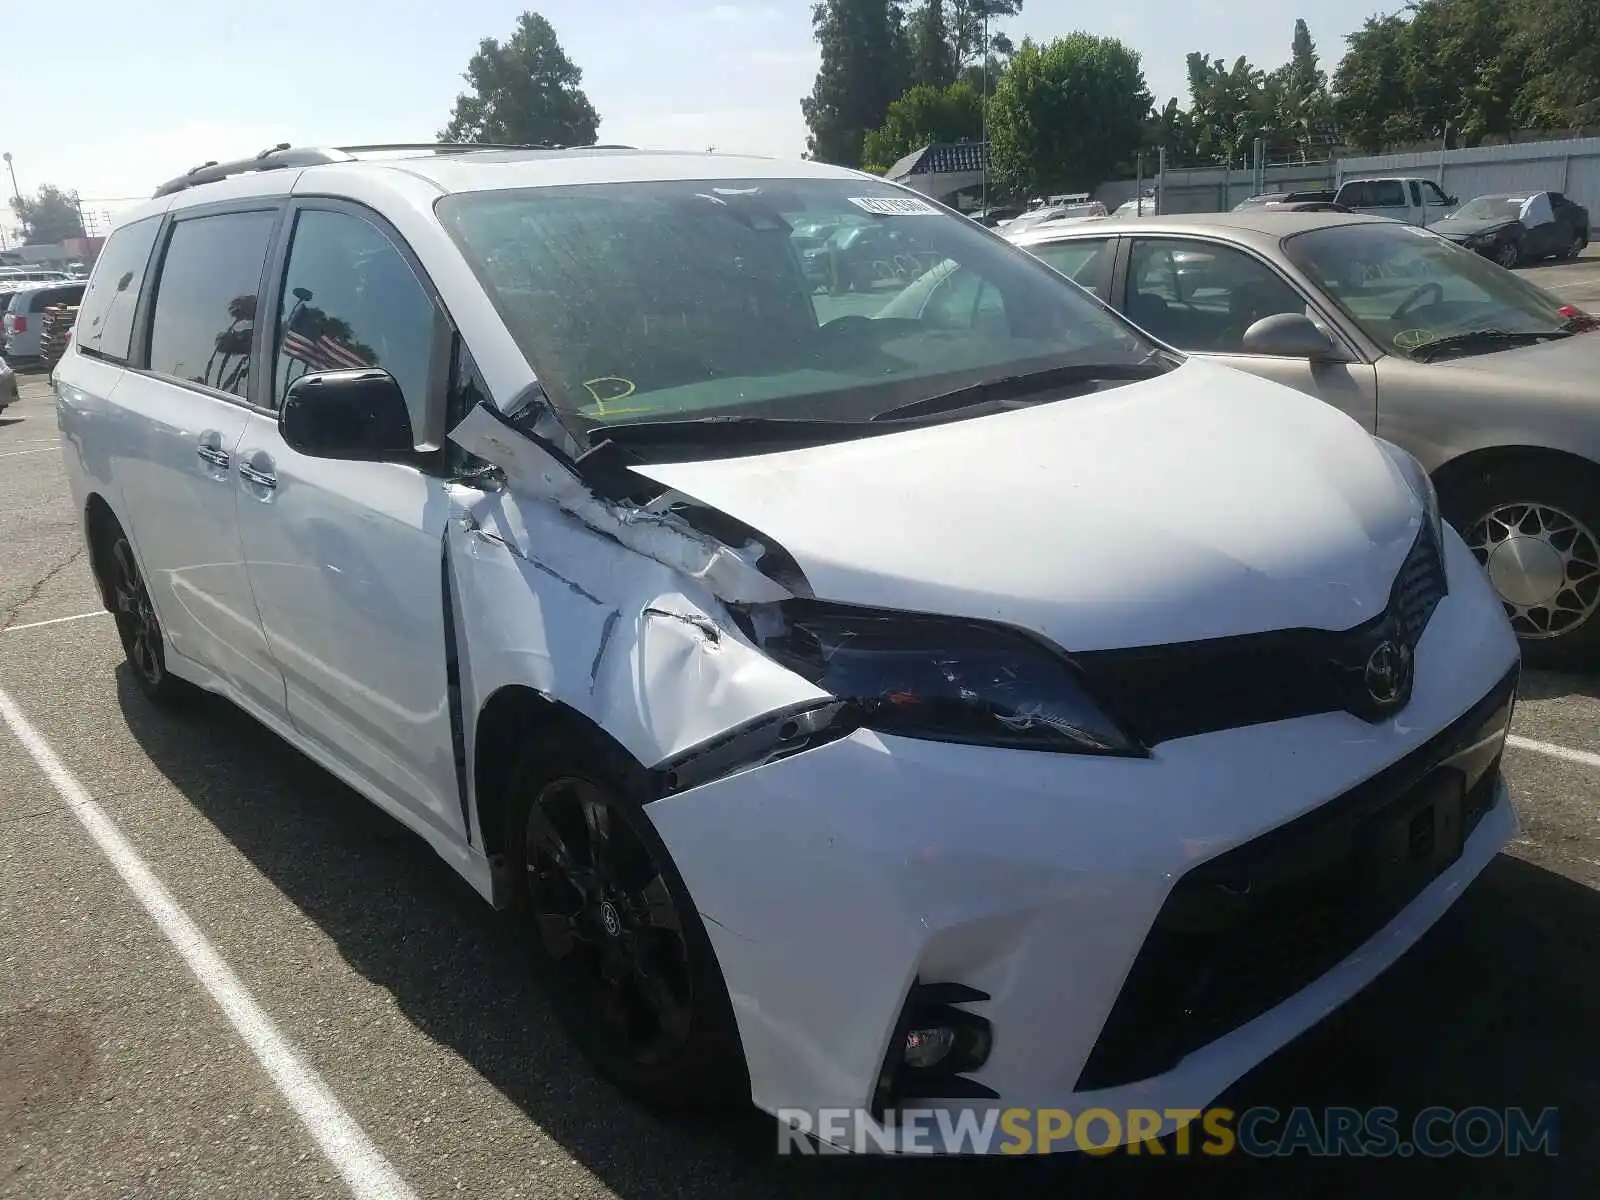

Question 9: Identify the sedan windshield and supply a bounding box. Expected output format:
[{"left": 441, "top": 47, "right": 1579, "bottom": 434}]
[
  {"left": 1283, "top": 221, "right": 1575, "bottom": 358},
  {"left": 1451, "top": 195, "right": 1527, "bottom": 222},
  {"left": 436, "top": 178, "right": 1154, "bottom": 428}
]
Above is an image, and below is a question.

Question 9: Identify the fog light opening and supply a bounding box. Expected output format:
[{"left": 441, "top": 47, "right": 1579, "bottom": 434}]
[{"left": 871, "top": 980, "right": 998, "bottom": 1118}]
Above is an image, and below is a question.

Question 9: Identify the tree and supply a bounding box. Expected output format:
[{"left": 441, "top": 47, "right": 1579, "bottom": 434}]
[
  {"left": 9, "top": 184, "right": 84, "bottom": 245},
  {"left": 439, "top": 11, "right": 599, "bottom": 147},
  {"left": 861, "top": 81, "right": 983, "bottom": 172},
  {"left": 1270, "top": 19, "right": 1335, "bottom": 156},
  {"left": 1185, "top": 53, "right": 1271, "bottom": 164},
  {"left": 948, "top": 0, "right": 1023, "bottom": 68},
  {"left": 987, "top": 34, "right": 1153, "bottom": 197},
  {"left": 1512, "top": 0, "right": 1600, "bottom": 127},
  {"left": 909, "top": 1, "right": 956, "bottom": 89},
  {"left": 1333, "top": 14, "right": 1417, "bottom": 151},
  {"left": 801, "top": 0, "right": 913, "bottom": 167}
]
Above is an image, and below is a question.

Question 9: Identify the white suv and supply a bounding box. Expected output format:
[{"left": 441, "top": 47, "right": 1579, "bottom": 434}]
[{"left": 55, "top": 143, "right": 1520, "bottom": 1154}]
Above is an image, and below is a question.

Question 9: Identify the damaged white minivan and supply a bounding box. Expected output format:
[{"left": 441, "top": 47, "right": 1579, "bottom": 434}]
[{"left": 56, "top": 144, "right": 1520, "bottom": 1154}]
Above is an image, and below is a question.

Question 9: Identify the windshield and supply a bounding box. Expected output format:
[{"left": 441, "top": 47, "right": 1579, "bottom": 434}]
[
  {"left": 1453, "top": 196, "right": 1527, "bottom": 222},
  {"left": 436, "top": 178, "right": 1154, "bottom": 428},
  {"left": 1283, "top": 222, "right": 1574, "bottom": 357}
]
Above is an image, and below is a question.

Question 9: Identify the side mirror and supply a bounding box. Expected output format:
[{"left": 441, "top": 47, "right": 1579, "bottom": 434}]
[
  {"left": 280, "top": 368, "right": 414, "bottom": 460},
  {"left": 1446, "top": 196, "right": 1459, "bottom": 206},
  {"left": 1241, "top": 312, "right": 1338, "bottom": 359}
]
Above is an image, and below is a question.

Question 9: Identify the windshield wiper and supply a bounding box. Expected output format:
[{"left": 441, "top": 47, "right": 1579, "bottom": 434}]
[
  {"left": 868, "top": 360, "right": 1172, "bottom": 422},
  {"left": 1409, "top": 328, "right": 1573, "bottom": 362},
  {"left": 594, "top": 414, "right": 879, "bottom": 449}
]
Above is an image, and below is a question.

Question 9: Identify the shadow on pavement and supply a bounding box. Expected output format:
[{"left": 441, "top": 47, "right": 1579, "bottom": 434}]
[
  {"left": 1518, "top": 668, "right": 1600, "bottom": 703},
  {"left": 116, "top": 670, "right": 1596, "bottom": 1199}
]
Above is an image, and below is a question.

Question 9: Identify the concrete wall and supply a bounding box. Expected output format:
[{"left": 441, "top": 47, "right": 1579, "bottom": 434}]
[{"left": 1094, "top": 135, "right": 1600, "bottom": 216}]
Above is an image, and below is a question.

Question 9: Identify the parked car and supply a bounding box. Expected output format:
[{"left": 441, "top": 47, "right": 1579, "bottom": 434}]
[
  {"left": 1000, "top": 200, "right": 1108, "bottom": 234},
  {"left": 1233, "top": 189, "right": 1338, "bottom": 211},
  {"left": 1111, "top": 196, "right": 1158, "bottom": 218},
  {"left": 1006, "top": 209, "right": 1600, "bottom": 663},
  {"left": 0, "top": 266, "right": 73, "bottom": 283},
  {"left": 0, "top": 354, "right": 16, "bottom": 412},
  {"left": 56, "top": 144, "right": 1519, "bottom": 1155},
  {"left": 1333, "top": 177, "right": 1458, "bottom": 226},
  {"left": 2, "top": 280, "right": 86, "bottom": 363},
  {"left": 1430, "top": 191, "right": 1589, "bottom": 268}
]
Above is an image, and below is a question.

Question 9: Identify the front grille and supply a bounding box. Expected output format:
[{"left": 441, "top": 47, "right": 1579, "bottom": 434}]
[
  {"left": 1074, "top": 662, "right": 1516, "bottom": 1093},
  {"left": 1077, "top": 523, "right": 1447, "bottom": 746}
]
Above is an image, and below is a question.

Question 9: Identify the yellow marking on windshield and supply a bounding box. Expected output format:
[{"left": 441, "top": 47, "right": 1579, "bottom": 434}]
[{"left": 582, "top": 376, "right": 637, "bottom": 415}]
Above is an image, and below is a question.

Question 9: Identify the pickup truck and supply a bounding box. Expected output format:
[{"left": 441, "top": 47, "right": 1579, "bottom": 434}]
[{"left": 1332, "top": 176, "right": 1458, "bottom": 226}]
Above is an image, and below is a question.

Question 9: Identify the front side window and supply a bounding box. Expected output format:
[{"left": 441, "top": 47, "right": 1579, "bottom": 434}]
[
  {"left": 1285, "top": 222, "right": 1576, "bottom": 358},
  {"left": 147, "top": 211, "right": 276, "bottom": 396},
  {"left": 1422, "top": 181, "right": 1451, "bottom": 206},
  {"left": 271, "top": 209, "right": 435, "bottom": 429},
  {"left": 435, "top": 179, "right": 1154, "bottom": 437},
  {"left": 75, "top": 216, "right": 161, "bottom": 363},
  {"left": 1126, "top": 238, "right": 1306, "bottom": 354}
]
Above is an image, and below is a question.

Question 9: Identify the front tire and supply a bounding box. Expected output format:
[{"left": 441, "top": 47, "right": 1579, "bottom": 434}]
[
  {"left": 505, "top": 725, "right": 748, "bottom": 1110},
  {"left": 104, "top": 527, "right": 195, "bottom": 706},
  {"left": 1494, "top": 238, "right": 1522, "bottom": 269},
  {"left": 1443, "top": 464, "right": 1600, "bottom": 667}
]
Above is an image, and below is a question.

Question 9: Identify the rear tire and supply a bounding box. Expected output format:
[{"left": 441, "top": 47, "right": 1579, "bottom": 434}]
[
  {"left": 505, "top": 724, "right": 749, "bottom": 1110},
  {"left": 1441, "top": 463, "right": 1600, "bottom": 668},
  {"left": 100, "top": 524, "right": 197, "bottom": 707},
  {"left": 1568, "top": 231, "right": 1589, "bottom": 260}
]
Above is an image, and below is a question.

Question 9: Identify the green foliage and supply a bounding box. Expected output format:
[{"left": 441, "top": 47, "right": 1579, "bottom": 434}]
[
  {"left": 861, "top": 82, "right": 984, "bottom": 173},
  {"left": 909, "top": 1, "right": 956, "bottom": 89},
  {"left": 1332, "top": 0, "right": 1598, "bottom": 152},
  {"left": 8, "top": 184, "right": 84, "bottom": 246},
  {"left": 439, "top": 11, "right": 599, "bottom": 147},
  {"left": 987, "top": 34, "right": 1152, "bottom": 197},
  {"left": 801, "top": 0, "right": 913, "bottom": 166}
]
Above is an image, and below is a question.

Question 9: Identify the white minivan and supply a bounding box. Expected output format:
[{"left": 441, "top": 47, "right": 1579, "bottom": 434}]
[{"left": 54, "top": 143, "right": 1519, "bottom": 1155}]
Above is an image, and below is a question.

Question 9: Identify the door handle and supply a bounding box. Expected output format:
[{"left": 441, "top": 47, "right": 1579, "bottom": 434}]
[
  {"left": 196, "top": 445, "right": 231, "bottom": 468},
  {"left": 238, "top": 462, "right": 277, "bottom": 489}
]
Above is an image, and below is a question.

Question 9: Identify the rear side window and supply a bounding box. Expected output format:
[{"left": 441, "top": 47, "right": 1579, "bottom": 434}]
[
  {"left": 147, "top": 210, "right": 276, "bottom": 397},
  {"left": 26, "top": 285, "right": 84, "bottom": 311},
  {"left": 76, "top": 216, "right": 162, "bottom": 363}
]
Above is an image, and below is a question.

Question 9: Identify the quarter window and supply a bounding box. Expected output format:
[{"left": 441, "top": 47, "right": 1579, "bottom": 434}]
[
  {"left": 271, "top": 209, "right": 435, "bottom": 430},
  {"left": 74, "top": 216, "right": 161, "bottom": 363},
  {"left": 147, "top": 211, "right": 276, "bottom": 396},
  {"left": 1126, "top": 239, "right": 1307, "bottom": 355},
  {"left": 1029, "top": 238, "right": 1115, "bottom": 292}
]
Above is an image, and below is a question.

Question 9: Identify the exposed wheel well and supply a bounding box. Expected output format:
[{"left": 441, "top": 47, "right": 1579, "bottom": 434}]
[
  {"left": 84, "top": 494, "right": 120, "bottom": 611},
  {"left": 471, "top": 686, "right": 639, "bottom": 862},
  {"left": 1433, "top": 445, "right": 1600, "bottom": 518}
]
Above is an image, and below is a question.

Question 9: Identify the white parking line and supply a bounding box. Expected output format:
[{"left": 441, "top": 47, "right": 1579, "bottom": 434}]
[
  {"left": 0, "top": 446, "right": 57, "bottom": 457},
  {"left": 1507, "top": 734, "right": 1600, "bottom": 771},
  {"left": 0, "top": 687, "right": 419, "bottom": 1200},
  {"left": 1, "top": 610, "right": 110, "bottom": 633}
]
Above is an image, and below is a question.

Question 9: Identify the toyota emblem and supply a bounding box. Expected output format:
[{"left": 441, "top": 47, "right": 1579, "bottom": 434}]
[{"left": 1363, "top": 639, "right": 1412, "bottom": 707}]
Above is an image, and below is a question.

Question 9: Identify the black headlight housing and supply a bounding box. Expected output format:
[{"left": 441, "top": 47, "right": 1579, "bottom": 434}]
[{"left": 740, "top": 600, "right": 1144, "bottom": 756}]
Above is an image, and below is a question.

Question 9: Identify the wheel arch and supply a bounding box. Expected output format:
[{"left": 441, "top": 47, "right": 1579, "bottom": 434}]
[
  {"left": 83, "top": 492, "right": 122, "bottom": 611},
  {"left": 470, "top": 684, "right": 648, "bottom": 883},
  {"left": 1432, "top": 443, "right": 1600, "bottom": 518}
]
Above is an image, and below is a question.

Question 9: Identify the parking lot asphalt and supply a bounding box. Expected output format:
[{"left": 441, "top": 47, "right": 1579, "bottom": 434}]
[{"left": 3, "top": 258, "right": 1599, "bottom": 1199}]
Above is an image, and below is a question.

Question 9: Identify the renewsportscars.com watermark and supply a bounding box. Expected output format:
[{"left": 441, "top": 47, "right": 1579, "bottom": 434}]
[{"left": 777, "top": 1105, "right": 1560, "bottom": 1157}]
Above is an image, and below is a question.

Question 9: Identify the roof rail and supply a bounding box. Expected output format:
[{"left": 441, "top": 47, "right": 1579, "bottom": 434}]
[{"left": 152, "top": 141, "right": 641, "bottom": 197}]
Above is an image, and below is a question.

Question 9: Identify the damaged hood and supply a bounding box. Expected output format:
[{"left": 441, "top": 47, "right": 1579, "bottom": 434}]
[{"left": 628, "top": 360, "right": 1424, "bottom": 652}]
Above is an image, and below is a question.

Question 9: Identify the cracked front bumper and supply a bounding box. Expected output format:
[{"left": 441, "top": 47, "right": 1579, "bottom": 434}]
[{"left": 643, "top": 533, "right": 1520, "bottom": 1153}]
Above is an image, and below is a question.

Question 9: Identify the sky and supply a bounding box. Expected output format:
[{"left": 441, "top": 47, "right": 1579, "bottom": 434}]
[{"left": 1, "top": 0, "right": 1395, "bottom": 239}]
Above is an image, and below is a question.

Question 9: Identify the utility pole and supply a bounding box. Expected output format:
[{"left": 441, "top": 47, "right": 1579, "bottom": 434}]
[
  {"left": 979, "top": 9, "right": 989, "bottom": 213},
  {"left": 2, "top": 152, "right": 19, "bottom": 202}
]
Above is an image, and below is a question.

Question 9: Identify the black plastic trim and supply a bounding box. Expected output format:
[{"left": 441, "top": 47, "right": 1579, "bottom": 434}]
[
  {"left": 1075, "top": 660, "right": 1518, "bottom": 1092},
  {"left": 650, "top": 700, "right": 858, "bottom": 798}
]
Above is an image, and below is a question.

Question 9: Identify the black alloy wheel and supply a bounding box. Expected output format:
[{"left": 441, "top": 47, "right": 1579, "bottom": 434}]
[
  {"left": 107, "top": 531, "right": 191, "bottom": 705},
  {"left": 507, "top": 728, "right": 747, "bottom": 1108}
]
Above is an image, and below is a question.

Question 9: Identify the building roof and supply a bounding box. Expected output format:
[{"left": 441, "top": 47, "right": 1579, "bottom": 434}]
[{"left": 886, "top": 142, "right": 989, "bottom": 181}]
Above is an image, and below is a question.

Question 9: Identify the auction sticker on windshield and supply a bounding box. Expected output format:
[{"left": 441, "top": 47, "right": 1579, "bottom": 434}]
[{"left": 849, "top": 196, "right": 939, "bottom": 216}]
